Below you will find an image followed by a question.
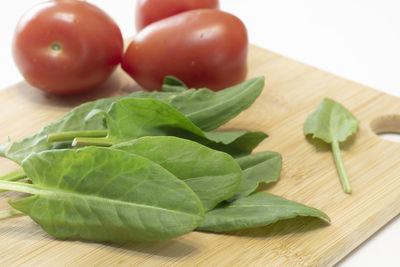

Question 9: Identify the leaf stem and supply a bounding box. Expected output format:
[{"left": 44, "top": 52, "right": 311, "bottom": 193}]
[
  {"left": 0, "top": 180, "right": 39, "bottom": 195},
  {"left": 0, "top": 168, "right": 27, "bottom": 181},
  {"left": 47, "top": 130, "right": 108, "bottom": 142},
  {"left": 331, "top": 141, "right": 352, "bottom": 194},
  {"left": 0, "top": 209, "right": 26, "bottom": 221},
  {"left": 0, "top": 168, "right": 28, "bottom": 193},
  {"left": 72, "top": 137, "right": 113, "bottom": 147}
]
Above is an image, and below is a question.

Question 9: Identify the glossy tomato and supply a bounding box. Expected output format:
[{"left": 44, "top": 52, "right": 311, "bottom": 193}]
[
  {"left": 12, "top": 0, "right": 123, "bottom": 95},
  {"left": 135, "top": 0, "right": 219, "bottom": 31},
  {"left": 123, "top": 9, "right": 248, "bottom": 91}
]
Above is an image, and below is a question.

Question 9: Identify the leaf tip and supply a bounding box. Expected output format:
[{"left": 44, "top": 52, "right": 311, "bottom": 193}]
[
  {"left": 84, "top": 109, "right": 106, "bottom": 122},
  {"left": 321, "top": 212, "right": 331, "bottom": 223},
  {"left": 0, "top": 137, "right": 11, "bottom": 157}
]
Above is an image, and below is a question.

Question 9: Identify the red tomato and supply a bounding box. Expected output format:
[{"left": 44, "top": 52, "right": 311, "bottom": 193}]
[
  {"left": 135, "top": 0, "right": 219, "bottom": 31},
  {"left": 122, "top": 9, "right": 248, "bottom": 91},
  {"left": 12, "top": 0, "right": 123, "bottom": 95}
]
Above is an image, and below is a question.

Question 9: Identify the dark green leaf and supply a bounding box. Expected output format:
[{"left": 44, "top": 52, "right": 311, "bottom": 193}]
[
  {"left": 113, "top": 136, "right": 242, "bottom": 211},
  {"left": 4, "top": 147, "right": 204, "bottom": 243},
  {"left": 197, "top": 192, "right": 330, "bottom": 232},
  {"left": 304, "top": 98, "right": 359, "bottom": 143},
  {"left": 169, "top": 76, "right": 265, "bottom": 131}
]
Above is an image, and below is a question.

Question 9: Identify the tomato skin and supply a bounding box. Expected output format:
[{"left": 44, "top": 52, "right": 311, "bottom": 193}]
[
  {"left": 135, "top": 0, "right": 219, "bottom": 31},
  {"left": 12, "top": 0, "right": 123, "bottom": 95},
  {"left": 123, "top": 9, "right": 248, "bottom": 91}
]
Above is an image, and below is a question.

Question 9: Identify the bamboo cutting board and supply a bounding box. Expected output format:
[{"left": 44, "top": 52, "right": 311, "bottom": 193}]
[{"left": 0, "top": 45, "right": 399, "bottom": 266}]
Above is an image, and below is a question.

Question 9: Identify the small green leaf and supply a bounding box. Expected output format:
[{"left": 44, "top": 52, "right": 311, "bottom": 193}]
[
  {"left": 4, "top": 147, "right": 205, "bottom": 243},
  {"left": 304, "top": 98, "right": 359, "bottom": 194},
  {"left": 304, "top": 98, "right": 359, "bottom": 143},
  {"left": 198, "top": 192, "right": 330, "bottom": 232}
]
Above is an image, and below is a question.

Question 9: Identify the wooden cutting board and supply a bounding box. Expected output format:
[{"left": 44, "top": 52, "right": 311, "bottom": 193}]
[{"left": 0, "top": 45, "right": 399, "bottom": 266}]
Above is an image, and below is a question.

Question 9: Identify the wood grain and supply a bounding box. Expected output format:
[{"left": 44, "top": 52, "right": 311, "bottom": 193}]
[{"left": 0, "top": 45, "right": 399, "bottom": 266}]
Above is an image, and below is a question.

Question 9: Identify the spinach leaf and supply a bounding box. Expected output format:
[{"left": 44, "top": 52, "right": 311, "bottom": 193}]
[
  {"left": 73, "top": 98, "right": 267, "bottom": 156},
  {"left": 231, "top": 151, "right": 282, "bottom": 200},
  {"left": 304, "top": 98, "right": 359, "bottom": 194},
  {"left": 0, "top": 147, "right": 204, "bottom": 243},
  {"left": 5, "top": 77, "right": 264, "bottom": 164},
  {"left": 113, "top": 136, "right": 242, "bottom": 211},
  {"left": 169, "top": 76, "right": 265, "bottom": 131},
  {"left": 197, "top": 192, "right": 330, "bottom": 232}
]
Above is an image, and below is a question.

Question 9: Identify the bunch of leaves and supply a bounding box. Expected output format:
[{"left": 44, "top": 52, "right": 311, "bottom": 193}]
[
  {"left": 3, "top": 76, "right": 266, "bottom": 164},
  {"left": 0, "top": 77, "right": 330, "bottom": 243}
]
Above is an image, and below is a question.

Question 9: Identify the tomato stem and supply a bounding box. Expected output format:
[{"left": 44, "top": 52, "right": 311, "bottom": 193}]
[
  {"left": 49, "top": 42, "right": 63, "bottom": 55},
  {"left": 47, "top": 130, "right": 108, "bottom": 143}
]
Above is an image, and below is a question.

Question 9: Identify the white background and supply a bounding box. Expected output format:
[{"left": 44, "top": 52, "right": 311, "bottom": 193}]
[{"left": 0, "top": 0, "right": 399, "bottom": 266}]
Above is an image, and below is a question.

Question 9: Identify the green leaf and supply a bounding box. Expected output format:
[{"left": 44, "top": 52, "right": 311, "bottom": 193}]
[
  {"left": 304, "top": 98, "right": 359, "bottom": 143},
  {"left": 304, "top": 98, "right": 359, "bottom": 194},
  {"left": 108, "top": 98, "right": 205, "bottom": 142},
  {"left": 113, "top": 136, "right": 242, "bottom": 211},
  {"left": 75, "top": 98, "right": 266, "bottom": 156},
  {"left": 197, "top": 192, "right": 330, "bottom": 232},
  {"left": 169, "top": 76, "right": 265, "bottom": 131},
  {"left": 3, "top": 147, "right": 204, "bottom": 243},
  {"left": 231, "top": 151, "right": 282, "bottom": 200}
]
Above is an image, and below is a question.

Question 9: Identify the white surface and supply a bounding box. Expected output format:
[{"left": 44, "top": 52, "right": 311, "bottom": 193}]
[{"left": 0, "top": 0, "right": 399, "bottom": 266}]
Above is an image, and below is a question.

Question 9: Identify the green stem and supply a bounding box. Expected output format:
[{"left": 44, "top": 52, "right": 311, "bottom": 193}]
[
  {"left": 0, "top": 168, "right": 27, "bottom": 181},
  {"left": 0, "top": 180, "right": 39, "bottom": 195},
  {"left": 47, "top": 130, "right": 108, "bottom": 142},
  {"left": 331, "top": 140, "right": 352, "bottom": 194},
  {"left": 72, "top": 137, "right": 113, "bottom": 147},
  {"left": 0, "top": 209, "right": 26, "bottom": 221}
]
